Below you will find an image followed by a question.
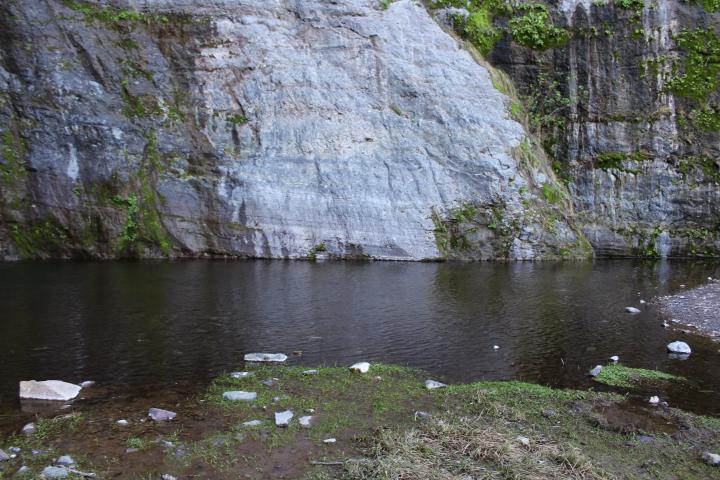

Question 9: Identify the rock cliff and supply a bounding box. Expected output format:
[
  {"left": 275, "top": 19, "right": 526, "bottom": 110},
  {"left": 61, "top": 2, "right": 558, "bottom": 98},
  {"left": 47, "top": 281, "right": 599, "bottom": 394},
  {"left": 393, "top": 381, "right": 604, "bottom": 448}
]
[{"left": 0, "top": 0, "right": 588, "bottom": 260}]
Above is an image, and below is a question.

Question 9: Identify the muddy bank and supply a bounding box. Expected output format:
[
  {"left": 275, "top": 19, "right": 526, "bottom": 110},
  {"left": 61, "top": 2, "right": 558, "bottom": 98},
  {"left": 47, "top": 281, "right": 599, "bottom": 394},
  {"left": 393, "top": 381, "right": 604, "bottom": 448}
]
[
  {"left": 657, "top": 280, "right": 720, "bottom": 338},
  {"left": 1, "top": 364, "right": 720, "bottom": 479}
]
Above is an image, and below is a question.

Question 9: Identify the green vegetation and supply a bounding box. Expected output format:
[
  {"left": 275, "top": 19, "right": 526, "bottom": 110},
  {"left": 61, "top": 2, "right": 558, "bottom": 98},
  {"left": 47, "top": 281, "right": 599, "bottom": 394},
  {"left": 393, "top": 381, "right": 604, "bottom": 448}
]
[
  {"left": 461, "top": 8, "right": 502, "bottom": 55},
  {"left": 676, "top": 154, "right": 720, "bottom": 183},
  {"left": 0, "top": 127, "right": 27, "bottom": 185},
  {"left": 61, "top": 0, "right": 170, "bottom": 28},
  {"left": 9, "top": 218, "right": 69, "bottom": 259},
  {"left": 596, "top": 152, "right": 627, "bottom": 170},
  {"left": 508, "top": 4, "right": 569, "bottom": 50},
  {"left": 227, "top": 114, "right": 248, "bottom": 125},
  {"left": 593, "top": 365, "right": 684, "bottom": 388},
  {"left": 378, "top": 0, "right": 395, "bottom": 10}
]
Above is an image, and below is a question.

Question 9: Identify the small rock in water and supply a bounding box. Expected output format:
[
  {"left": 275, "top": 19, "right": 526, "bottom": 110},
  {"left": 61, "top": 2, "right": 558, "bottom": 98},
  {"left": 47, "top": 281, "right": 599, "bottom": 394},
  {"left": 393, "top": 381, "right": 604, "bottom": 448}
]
[
  {"left": 639, "top": 299, "right": 646, "bottom": 304},
  {"left": 230, "top": 371, "right": 253, "bottom": 379},
  {"left": 8, "top": 447, "right": 21, "bottom": 454},
  {"left": 609, "top": 355, "right": 620, "bottom": 363},
  {"left": 666, "top": 341, "right": 692, "bottom": 354},
  {"left": 242, "top": 420, "right": 264, "bottom": 428},
  {"left": 662, "top": 321, "right": 670, "bottom": 328},
  {"left": 625, "top": 307, "right": 641, "bottom": 314},
  {"left": 0, "top": 449, "right": 9, "bottom": 461},
  {"left": 493, "top": 345, "right": 500, "bottom": 350},
  {"left": 244, "top": 353, "right": 287, "bottom": 363},
  {"left": 41, "top": 466, "right": 69, "bottom": 479},
  {"left": 19, "top": 380, "right": 81, "bottom": 401},
  {"left": 425, "top": 379, "right": 447, "bottom": 390},
  {"left": 702, "top": 452, "right": 720, "bottom": 466},
  {"left": 223, "top": 391, "right": 257, "bottom": 401},
  {"left": 303, "top": 369, "right": 318, "bottom": 375},
  {"left": 299, "top": 415, "right": 313, "bottom": 427},
  {"left": 648, "top": 396, "right": 660, "bottom": 405},
  {"left": 55, "top": 455, "right": 75, "bottom": 466},
  {"left": 148, "top": 408, "right": 177, "bottom": 422},
  {"left": 22, "top": 423, "right": 35, "bottom": 434},
  {"left": 516, "top": 436, "right": 530, "bottom": 447},
  {"left": 116, "top": 419, "right": 129, "bottom": 426},
  {"left": 275, "top": 410, "right": 293, "bottom": 427},
  {"left": 588, "top": 365, "right": 603, "bottom": 377},
  {"left": 323, "top": 438, "right": 336, "bottom": 444},
  {"left": 80, "top": 381, "right": 95, "bottom": 388},
  {"left": 349, "top": 362, "right": 370, "bottom": 373}
]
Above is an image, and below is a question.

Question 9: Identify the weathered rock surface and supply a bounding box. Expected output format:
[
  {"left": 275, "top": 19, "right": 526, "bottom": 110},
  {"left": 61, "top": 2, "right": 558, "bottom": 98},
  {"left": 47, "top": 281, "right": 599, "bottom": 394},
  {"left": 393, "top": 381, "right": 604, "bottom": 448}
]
[
  {"left": 0, "top": 0, "right": 589, "bottom": 261},
  {"left": 41, "top": 466, "right": 69, "bottom": 479},
  {"left": 19, "top": 380, "right": 81, "bottom": 401}
]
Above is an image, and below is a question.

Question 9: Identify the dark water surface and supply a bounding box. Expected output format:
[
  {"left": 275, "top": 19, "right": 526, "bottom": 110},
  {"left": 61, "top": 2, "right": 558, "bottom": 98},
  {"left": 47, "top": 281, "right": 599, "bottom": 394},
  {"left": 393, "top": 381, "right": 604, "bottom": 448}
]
[{"left": 1, "top": 260, "right": 719, "bottom": 423}]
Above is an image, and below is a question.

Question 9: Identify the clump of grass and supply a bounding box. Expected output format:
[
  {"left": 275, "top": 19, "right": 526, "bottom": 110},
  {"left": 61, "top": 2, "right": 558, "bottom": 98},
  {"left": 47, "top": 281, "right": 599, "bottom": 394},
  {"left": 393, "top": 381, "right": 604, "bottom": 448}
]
[{"left": 593, "top": 364, "right": 684, "bottom": 388}]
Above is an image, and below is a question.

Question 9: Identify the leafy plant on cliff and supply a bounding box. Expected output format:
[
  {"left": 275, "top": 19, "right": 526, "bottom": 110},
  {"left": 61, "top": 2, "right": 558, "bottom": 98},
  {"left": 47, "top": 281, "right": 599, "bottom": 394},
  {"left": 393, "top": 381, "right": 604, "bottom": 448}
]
[
  {"left": 508, "top": 4, "right": 569, "bottom": 50},
  {"left": 460, "top": 8, "right": 502, "bottom": 55}
]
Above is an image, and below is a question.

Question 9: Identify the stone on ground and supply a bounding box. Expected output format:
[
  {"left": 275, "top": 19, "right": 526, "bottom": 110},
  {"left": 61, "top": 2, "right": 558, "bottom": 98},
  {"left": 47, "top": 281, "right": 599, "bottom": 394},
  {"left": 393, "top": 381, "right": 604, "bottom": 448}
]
[
  {"left": 41, "top": 466, "right": 69, "bottom": 478},
  {"left": 625, "top": 307, "right": 641, "bottom": 314},
  {"left": 702, "top": 452, "right": 720, "bottom": 466},
  {"left": 299, "top": 415, "right": 313, "bottom": 427},
  {"left": 80, "top": 381, "right": 95, "bottom": 388},
  {"left": 19, "top": 380, "right": 81, "bottom": 401},
  {"left": 148, "top": 408, "right": 177, "bottom": 421},
  {"left": 222, "top": 391, "right": 257, "bottom": 401},
  {"left": 56, "top": 455, "right": 75, "bottom": 466},
  {"left": 609, "top": 355, "right": 619, "bottom": 363},
  {"left": 0, "top": 449, "right": 9, "bottom": 461},
  {"left": 22, "top": 423, "right": 35, "bottom": 434},
  {"left": 275, "top": 410, "right": 293, "bottom": 427},
  {"left": 242, "top": 420, "right": 264, "bottom": 427},
  {"left": 230, "top": 371, "right": 253, "bottom": 379},
  {"left": 425, "top": 379, "right": 447, "bottom": 389},
  {"left": 116, "top": 419, "right": 129, "bottom": 426},
  {"left": 349, "top": 362, "right": 370, "bottom": 373},
  {"left": 589, "top": 365, "right": 603, "bottom": 377},
  {"left": 323, "top": 438, "right": 336, "bottom": 443},
  {"left": 649, "top": 396, "right": 660, "bottom": 405},
  {"left": 303, "top": 369, "right": 318, "bottom": 375},
  {"left": 244, "top": 353, "right": 287, "bottom": 363},
  {"left": 516, "top": 436, "right": 530, "bottom": 447}
]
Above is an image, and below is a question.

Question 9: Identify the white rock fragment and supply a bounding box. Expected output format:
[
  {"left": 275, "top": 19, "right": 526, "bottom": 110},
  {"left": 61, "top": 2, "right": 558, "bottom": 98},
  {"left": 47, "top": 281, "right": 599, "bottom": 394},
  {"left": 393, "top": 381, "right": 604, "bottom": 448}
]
[
  {"left": 56, "top": 455, "right": 75, "bottom": 466},
  {"left": 244, "top": 353, "right": 287, "bottom": 363},
  {"left": 589, "top": 365, "right": 603, "bottom": 377},
  {"left": 80, "top": 381, "right": 95, "bottom": 388},
  {"left": 223, "top": 391, "right": 257, "bottom": 401},
  {"left": 493, "top": 345, "right": 500, "bottom": 350},
  {"left": 349, "top": 362, "right": 370, "bottom": 373},
  {"left": 161, "top": 475, "right": 178, "bottom": 480},
  {"left": 0, "top": 449, "right": 9, "bottom": 461},
  {"left": 516, "top": 436, "right": 530, "bottom": 447},
  {"left": 274, "top": 410, "right": 293, "bottom": 427},
  {"left": 323, "top": 438, "right": 336, "bottom": 443},
  {"left": 22, "top": 423, "right": 36, "bottom": 434},
  {"left": 609, "top": 355, "right": 620, "bottom": 363},
  {"left": 230, "top": 371, "right": 253, "bottom": 379},
  {"left": 299, "top": 415, "right": 313, "bottom": 427},
  {"left": 625, "top": 307, "right": 641, "bottom": 314},
  {"left": 666, "top": 341, "right": 692, "bottom": 354},
  {"left": 242, "top": 420, "right": 264, "bottom": 428},
  {"left": 148, "top": 408, "right": 176, "bottom": 421},
  {"left": 702, "top": 452, "right": 720, "bottom": 466},
  {"left": 639, "top": 299, "right": 646, "bottom": 304},
  {"left": 425, "top": 379, "right": 447, "bottom": 390},
  {"left": 649, "top": 396, "right": 660, "bottom": 405},
  {"left": 116, "top": 419, "right": 129, "bottom": 426},
  {"left": 302, "top": 369, "right": 318, "bottom": 375},
  {"left": 19, "top": 380, "right": 81, "bottom": 401}
]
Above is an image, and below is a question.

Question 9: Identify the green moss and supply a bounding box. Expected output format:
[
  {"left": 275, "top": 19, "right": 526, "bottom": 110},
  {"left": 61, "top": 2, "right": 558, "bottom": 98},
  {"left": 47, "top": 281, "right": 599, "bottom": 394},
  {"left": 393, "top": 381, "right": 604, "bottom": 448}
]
[
  {"left": 541, "top": 182, "right": 563, "bottom": 204},
  {"left": 0, "top": 127, "right": 27, "bottom": 185},
  {"left": 593, "top": 365, "right": 684, "bottom": 388},
  {"left": 508, "top": 4, "right": 569, "bottom": 51},
  {"left": 61, "top": 0, "right": 170, "bottom": 28},
  {"left": 462, "top": 8, "right": 501, "bottom": 55},
  {"left": 692, "top": 106, "right": 720, "bottom": 132},
  {"left": 668, "top": 29, "right": 720, "bottom": 102},
  {"left": 595, "top": 152, "right": 626, "bottom": 170},
  {"left": 10, "top": 218, "right": 69, "bottom": 259},
  {"left": 227, "top": 114, "right": 247, "bottom": 125}
]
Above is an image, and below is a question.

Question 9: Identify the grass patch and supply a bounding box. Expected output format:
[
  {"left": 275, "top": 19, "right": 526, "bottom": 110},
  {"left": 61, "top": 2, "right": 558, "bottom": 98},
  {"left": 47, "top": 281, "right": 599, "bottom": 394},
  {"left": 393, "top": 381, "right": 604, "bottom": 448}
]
[{"left": 593, "top": 364, "right": 685, "bottom": 388}]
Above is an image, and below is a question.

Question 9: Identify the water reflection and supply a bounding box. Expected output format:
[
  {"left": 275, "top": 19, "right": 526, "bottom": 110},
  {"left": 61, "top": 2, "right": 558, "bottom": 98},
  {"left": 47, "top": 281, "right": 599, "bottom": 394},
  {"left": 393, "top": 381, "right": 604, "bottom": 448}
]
[{"left": 0, "top": 259, "right": 718, "bottom": 417}]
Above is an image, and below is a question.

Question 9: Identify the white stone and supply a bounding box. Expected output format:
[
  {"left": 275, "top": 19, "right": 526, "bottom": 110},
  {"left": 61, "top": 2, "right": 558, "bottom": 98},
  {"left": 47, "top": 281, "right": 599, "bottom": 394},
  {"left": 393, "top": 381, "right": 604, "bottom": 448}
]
[
  {"left": 242, "top": 420, "right": 264, "bottom": 427},
  {"left": 425, "top": 380, "right": 447, "bottom": 390},
  {"left": 41, "top": 466, "right": 69, "bottom": 479},
  {"left": 625, "top": 307, "right": 641, "bottom": 314},
  {"left": 299, "top": 415, "right": 313, "bottom": 427},
  {"left": 639, "top": 299, "right": 646, "bottom": 304},
  {"left": 609, "top": 355, "right": 619, "bottom": 363},
  {"left": 116, "top": 419, "right": 129, "bottom": 426},
  {"left": 0, "top": 449, "right": 9, "bottom": 461},
  {"left": 323, "top": 438, "right": 336, "bottom": 443},
  {"left": 702, "top": 452, "right": 720, "bottom": 466},
  {"left": 161, "top": 475, "right": 177, "bottom": 480},
  {"left": 649, "top": 396, "right": 660, "bottom": 405},
  {"left": 230, "top": 371, "right": 253, "bottom": 379},
  {"left": 589, "top": 365, "right": 603, "bottom": 377},
  {"left": 302, "top": 369, "right": 318, "bottom": 375},
  {"left": 148, "top": 408, "right": 176, "bottom": 421},
  {"left": 223, "top": 391, "right": 257, "bottom": 401},
  {"left": 56, "top": 455, "right": 75, "bottom": 466},
  {"left": 666, "top": 341, "right": 691, "bottom": 354},
  {"left": 493, "top": 345, "right": 501, "bottom": 350},
  {"left": 22, "top": 423, "right": 35, "bottom": 434},
  {"left": 80, "top": 381, "right": 95, "bottom": 388},
  {"left": 349, "top": 362, "right": 370, "bottom": 373},
  {"left": 275, "top": 410, "right": 293, "bottom": 427},
  {"left": 516, "top": 436, "right": 530, "bottom": 447},
  {"left": 19, "top": 380, "right": 82, "bottom": 401},
  {"left": 244, "top": 353, "right": 287, "bottom": 363}
]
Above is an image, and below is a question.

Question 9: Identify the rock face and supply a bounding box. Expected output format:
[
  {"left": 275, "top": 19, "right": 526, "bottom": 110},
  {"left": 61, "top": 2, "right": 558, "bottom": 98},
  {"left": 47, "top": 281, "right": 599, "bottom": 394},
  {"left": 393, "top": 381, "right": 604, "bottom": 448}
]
[
  {"left": 19, "top": 380, "right": 81, "bottom": 401},
  {"left": 0, "top": 0, "right": 589, "bottom": 261}
]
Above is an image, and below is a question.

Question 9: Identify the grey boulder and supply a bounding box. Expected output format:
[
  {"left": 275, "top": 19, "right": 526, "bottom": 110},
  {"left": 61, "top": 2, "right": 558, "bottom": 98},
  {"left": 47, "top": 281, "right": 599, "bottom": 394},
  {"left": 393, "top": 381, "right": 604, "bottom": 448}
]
[
  {"left": 425, "top": 380, "right": 447, "bottom": 389},
  {"left": 148, "top": 408, "right": 177, "bottom": 421},
  {"left": 275, "top": 410, "right": 293, "bottom": 427},
  {"left": 667, "top": 341, "right": 692, "bottom": 354},
  {"left": 19, "top": 381, "right": 81, "bottom": 401}
]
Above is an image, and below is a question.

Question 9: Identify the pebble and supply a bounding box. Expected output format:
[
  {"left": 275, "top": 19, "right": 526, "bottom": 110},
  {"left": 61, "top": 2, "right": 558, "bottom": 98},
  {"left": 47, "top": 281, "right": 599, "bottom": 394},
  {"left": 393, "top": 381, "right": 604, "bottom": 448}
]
[
  {"left": 666, "top": 341, "right": 692, "bottom": 354},
  {"left": 230, "top": 371, "right": 253, "bottom": 379},
  {"left": 162, "top": 475, "right": 178, "bottom": 480},
  {"left": 56, "top": 455, "right": 75, "bottom": 466},
  {"left": 116, "top": 419, "right": 129, "bottom": 426},
  {"left": 242, "top": 420, "right": 264, "bottom": 427},
  {"left": 305, "top": 408, "right": 316, "bottom": 414},
  {"left": 125, "top": 448, "right": 139, "bottom": 454},
  {"left": 541, "top": 409, "right": 557, "bottom": 418},
  {"left": 625, "top": 307, "right": 641, "bottom": 314},
  {"left": 609, "top": 355, "right": 619, "bottom": 363},
  {"left": 8, "top": 447, "right": 21, "bottom": 454},
  {"left": 639, "top": 299, "right": 646, "bottom": 304},
  {"left": 275, "top": 410, "right": 293, "bottom": 427},
  {"left": 148, "top": 408, "right": 177, "bottom": 422},
  {"left": 299, "top": 415, "right": 313, "bottom": 427},
  {"left": 589, "top": 365, "right": 603, "bottom": 377},
  {"left": 0, "top": 449, "right": 9, "bottom": 462},
  {"left": 516, "top": 436, "right": 530, "bottom": 447},
  {"left": 493, "top": 345, "right": 500, "bottom": 350},
  {"left": 302, "top": 369, "right": 318, "bottom": 375},
  {"left": 414, "top": 411, "right": 432, "bottom": 421},
  {"left": 349, "top": 362, "right": 370, "bottom": 373},
  {"left": 80, "top": 381, "right": 95, "bottom": 388},
  {"left": 261, "top": 379, "right": 276, "bottom": 386},
  {"left": 649, "top": 396, "right": 660, "bottom": 405},
  {"left": 323, "top": 438, "right": 336, "bottom": 443},
  {"left": 425, "top": 379, "right": 447, "bottom": 390},
  {"left": 16, "top": 466, "right": 29, "bottom": 474},
  {"left": 41, "top": 466, "right": 69, "bottom": 479},
  {"left": 702, "top": 452, "right": 720, "bottom": 466},
  {"left": 22, "top": 423, "right": 36, "bottom": 434},
  {"left": 223, "top": 391, "right": 257, "bottom": 401}
]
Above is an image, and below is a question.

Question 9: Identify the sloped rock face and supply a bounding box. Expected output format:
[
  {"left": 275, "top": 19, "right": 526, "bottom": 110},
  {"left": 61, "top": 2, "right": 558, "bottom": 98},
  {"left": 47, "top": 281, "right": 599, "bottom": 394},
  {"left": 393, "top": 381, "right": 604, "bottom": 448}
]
[
  {"left": 0, "top": 0, "right": 588, "bottom": 260},
  {"left": 486, "top": 0, "right": 720, "bottom": 258}
]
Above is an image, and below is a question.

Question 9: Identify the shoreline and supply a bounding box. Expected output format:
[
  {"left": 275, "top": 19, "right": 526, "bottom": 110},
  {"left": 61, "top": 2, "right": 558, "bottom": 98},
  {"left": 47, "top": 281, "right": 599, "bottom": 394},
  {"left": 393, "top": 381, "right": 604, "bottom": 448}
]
[{"left": 657, "top": 279, "right": 720, "bottom": 339}]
